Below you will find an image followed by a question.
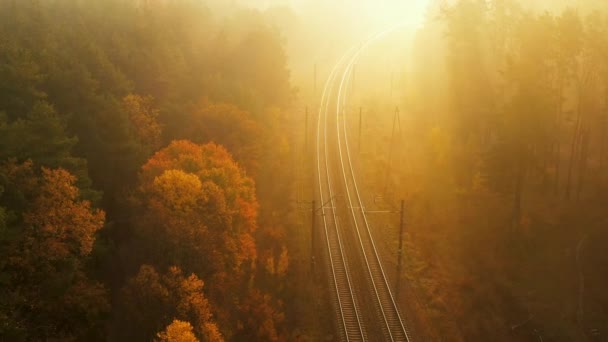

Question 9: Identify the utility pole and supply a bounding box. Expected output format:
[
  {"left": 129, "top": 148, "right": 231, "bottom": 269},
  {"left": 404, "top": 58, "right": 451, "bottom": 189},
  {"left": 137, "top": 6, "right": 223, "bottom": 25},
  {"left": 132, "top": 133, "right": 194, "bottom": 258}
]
[
  {"left": 305, "top": 106, "right": 309, "bottom": 153},
  {"left": 358, "top": 107, "right": 362, "bottom": 153},
  {"left": 384, "top": 107, "right": 401, "bottom": 195},
  {"left": 311, "top": 200, "right": 316, "bottom": 273},
  {"left": 396, "top": 200, "right": 405, "bottom": 301},
  {"left": 395, "top": 106, "right": 401, "bottom": 133}
]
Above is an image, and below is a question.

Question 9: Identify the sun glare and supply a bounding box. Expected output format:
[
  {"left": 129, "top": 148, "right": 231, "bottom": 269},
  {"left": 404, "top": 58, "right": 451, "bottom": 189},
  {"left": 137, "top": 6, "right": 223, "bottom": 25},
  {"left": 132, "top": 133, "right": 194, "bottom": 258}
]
[{"left": 360, "top": 0, "right": 429, "bottom": 29}]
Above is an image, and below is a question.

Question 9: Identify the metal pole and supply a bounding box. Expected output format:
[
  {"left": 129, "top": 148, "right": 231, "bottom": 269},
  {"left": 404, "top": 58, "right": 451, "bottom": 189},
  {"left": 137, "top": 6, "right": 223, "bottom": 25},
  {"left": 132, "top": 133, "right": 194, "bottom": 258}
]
[
  {"left": 305, "top": 106, "right": 309, "bottom": 153},
  {"left": 396, "top": 106, "right": 401, "bottom": 134},
  {"left": 311, "top": 200, "right": 316, "bottom": 273},
  {"left": 396, "top": 199, "right": 405, "bottom": 300},
  {"left": 384, "top": 107, "right": 399, "bottom": 195}
]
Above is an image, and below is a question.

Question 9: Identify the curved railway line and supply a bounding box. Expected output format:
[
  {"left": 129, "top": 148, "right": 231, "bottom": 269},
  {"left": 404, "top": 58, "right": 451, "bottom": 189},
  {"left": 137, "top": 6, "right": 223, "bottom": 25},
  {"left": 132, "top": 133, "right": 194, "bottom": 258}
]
[
  {"left": 315, "top": 27, "right": 412, "bottom": 342},
  {"left": 317, "top": 45, "right": 366, "bottom": 342}
]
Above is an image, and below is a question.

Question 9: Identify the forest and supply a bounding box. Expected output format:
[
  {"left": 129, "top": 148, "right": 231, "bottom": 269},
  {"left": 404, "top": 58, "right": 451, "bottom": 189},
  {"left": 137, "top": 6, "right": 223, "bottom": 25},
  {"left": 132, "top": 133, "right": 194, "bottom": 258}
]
[
  {"left": 1, "top": 0, "right": 608, "bottom": 341},
  {"left": 378, "top": 0, "right": 608, "bottom": 340},
  {"left": 0, "top": 0, "right": 295, "bottom": 341}
]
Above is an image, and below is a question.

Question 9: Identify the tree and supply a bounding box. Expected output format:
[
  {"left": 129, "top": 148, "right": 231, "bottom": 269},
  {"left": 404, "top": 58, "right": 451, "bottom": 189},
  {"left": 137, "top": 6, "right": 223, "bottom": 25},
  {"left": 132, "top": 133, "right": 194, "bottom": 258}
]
[
  {"left": 557, "top": 8, "right": 584, "bottom": 198},
  {"left": 115, "top": 265, "right": 223, "bottom": 342},
  {"left": 236, "top": 289, "right": 286, "bottom": 342},
  {"left": 133, "top": 140, "right": 258, "bottom": 337},
  {"left": 157, "top": 320, "right": 199, "bottom": 342},
  {"left": 22, "top": 167, "right": 104, "bottom": 261},
  {"left": 483, "top": 12, "right": 556, "bottom": 230},
  {"left": 571, "top": 11, "right": 607, "bottom": 200},
  {"left": 443, "top": 0, "right": 493, "bottom": 144},
  {"left": 139, "top": 140, "right": 258, "bottom": 273},
  {"left": 123, "top": 94, "right": 162, "bottom": 152},
  {"left": 230, "top": 28, "right": 293, "bottom": 110},
  {"left": 0, "top": 38, "right": 46, "bottom": 120},
  {"left": 0, "top": 102, "right": 96, "bottom": 199},
  {"left": 114, "top": 264, "right": 170, "bottom": 341},
  {"left": 183, "top": 101, "right": 261, "bottom": 174},
  {"left": 441, "top": 0, "right": 496, "bottom": 189},
  {"left": 0, "top": 164, "right": 108, "bottom": 341},
  {"left": 164, "top": 267, "right": 224, "bottom": 342}
]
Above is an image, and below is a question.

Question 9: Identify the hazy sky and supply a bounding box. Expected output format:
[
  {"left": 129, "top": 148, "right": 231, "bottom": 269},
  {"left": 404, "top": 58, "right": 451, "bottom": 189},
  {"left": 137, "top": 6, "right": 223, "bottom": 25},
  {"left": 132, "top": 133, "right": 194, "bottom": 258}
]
[
  {"left": 297, "top": 0, "right": 429, "bottom": 27},
  {"left": 239, "top": 0, "right": 431, "bottom": 29}
]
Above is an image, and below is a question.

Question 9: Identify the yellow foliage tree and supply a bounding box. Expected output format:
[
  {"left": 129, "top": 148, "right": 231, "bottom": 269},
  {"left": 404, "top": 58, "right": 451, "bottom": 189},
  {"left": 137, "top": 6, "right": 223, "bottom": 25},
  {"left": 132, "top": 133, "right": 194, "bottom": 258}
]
[
  {"left": 118, "top": 265, "right": 224, "bottom": 342},
  {"left": 137, "top": 141, "right": 259, "bottom": 303},
  {"left": 156, "top": 320, "right": 199, "bottom": 342},
  {"left": 151, "top": 169, "right": 203, "bottom": 214}
]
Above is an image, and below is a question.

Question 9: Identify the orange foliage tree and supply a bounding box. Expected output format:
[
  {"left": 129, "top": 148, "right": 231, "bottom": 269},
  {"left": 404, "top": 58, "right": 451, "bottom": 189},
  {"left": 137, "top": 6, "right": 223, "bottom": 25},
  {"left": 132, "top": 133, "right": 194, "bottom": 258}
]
[
  {"left": 1, "top": 162, "right": 108, "bottom": 340},
  {"left": 134, "top": 140, "right": 259, "bottom": 336},
  {"left": 138, "top": 140, "right": 258, "bottom": 271},
  {"left": 116, "top": 265, "right": 223, "bottom": 342},
  {"left": 23, "top": 168, "right": 105, "bottom": 261}
]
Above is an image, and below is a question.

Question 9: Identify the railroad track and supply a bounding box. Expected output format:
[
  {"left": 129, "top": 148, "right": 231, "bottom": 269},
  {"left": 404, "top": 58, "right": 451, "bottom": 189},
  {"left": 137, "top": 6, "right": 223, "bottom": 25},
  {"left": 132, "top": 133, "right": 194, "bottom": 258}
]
[
  {"left": 315, "top": 27, "right": 412, "bottom": 342},
  {"left": 316, "top": 46, "right": 366, "bottom": 342}
]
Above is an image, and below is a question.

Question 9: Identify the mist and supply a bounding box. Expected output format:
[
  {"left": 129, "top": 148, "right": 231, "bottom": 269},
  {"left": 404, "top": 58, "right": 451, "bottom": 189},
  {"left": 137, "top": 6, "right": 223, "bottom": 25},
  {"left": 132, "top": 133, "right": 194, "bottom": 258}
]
[{"left": 1, "top": 0, "right": 608, "bottom": 341}]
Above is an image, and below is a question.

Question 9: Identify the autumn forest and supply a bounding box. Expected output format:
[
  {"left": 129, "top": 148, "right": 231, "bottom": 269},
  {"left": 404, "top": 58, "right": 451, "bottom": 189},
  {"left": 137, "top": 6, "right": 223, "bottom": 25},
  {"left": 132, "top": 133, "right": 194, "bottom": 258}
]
[
  {"left": 0, "top": 1, "right": 292, "bottom": 340},
  {"left": 1, "top": 0, "right": 608, "bottom": 341}
]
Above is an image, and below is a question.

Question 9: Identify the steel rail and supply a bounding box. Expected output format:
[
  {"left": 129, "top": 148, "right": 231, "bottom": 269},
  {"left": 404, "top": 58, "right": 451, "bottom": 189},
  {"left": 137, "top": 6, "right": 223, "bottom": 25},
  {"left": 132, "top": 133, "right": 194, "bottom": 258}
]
[
  {"left": 335, "top": 26, "right": 412, "bottom": 342},
  {"left": 316, "top": 46, "right": 366, "bottom": 342}
]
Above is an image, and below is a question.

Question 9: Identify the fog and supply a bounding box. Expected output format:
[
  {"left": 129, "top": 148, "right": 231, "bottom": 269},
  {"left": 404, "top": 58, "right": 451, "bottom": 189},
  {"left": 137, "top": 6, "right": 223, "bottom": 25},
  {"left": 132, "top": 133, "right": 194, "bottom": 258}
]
[
  {"left": 230, "top": 0, "right": 429, "bottom": 29},
  {"left": 2, "top": 0, "right": 608, "bottom": 341}
]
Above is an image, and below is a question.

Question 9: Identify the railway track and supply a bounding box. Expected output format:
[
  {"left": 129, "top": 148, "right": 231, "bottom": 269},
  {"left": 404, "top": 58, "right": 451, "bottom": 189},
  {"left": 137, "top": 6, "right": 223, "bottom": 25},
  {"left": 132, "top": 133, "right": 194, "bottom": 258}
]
[
  {"left": 316, "top": 47, "right": 366, "bottom": 342},
  {"left": 315, "top": 27, "right": 412, "bottom": 342}
]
